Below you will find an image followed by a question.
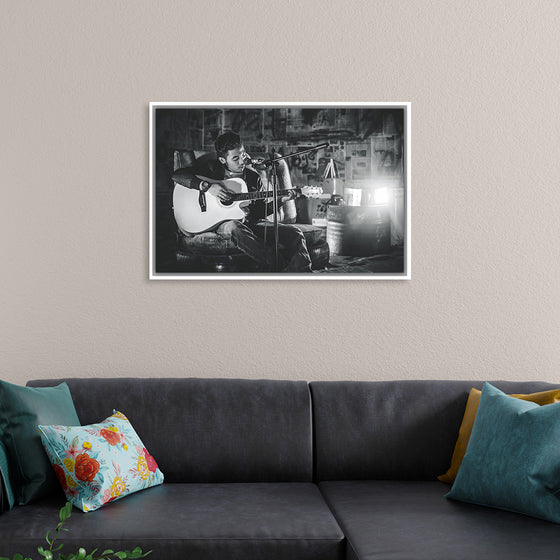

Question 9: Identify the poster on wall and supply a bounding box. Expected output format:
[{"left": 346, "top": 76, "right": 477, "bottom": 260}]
[{"left": 149, "top": 102, "right": 411, "bottom": 280}]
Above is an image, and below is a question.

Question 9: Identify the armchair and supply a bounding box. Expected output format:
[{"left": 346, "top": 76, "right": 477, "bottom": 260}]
[{"left": 171, "top": 150, "right": 329, "bottom": 273}]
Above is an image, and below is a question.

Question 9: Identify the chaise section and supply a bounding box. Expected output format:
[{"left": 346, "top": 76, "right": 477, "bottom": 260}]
[
  {"left": 319, "top": 480, "right": 560, "bottom": 560},
  {"left": 310, "top": 380, "right": 560, "bottom": 560},
  {"left": 1, "top": 483, "right": 344, "bottom": 560}
]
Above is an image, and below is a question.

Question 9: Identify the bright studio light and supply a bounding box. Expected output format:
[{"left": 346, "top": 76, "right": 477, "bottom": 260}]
[{"left": 373, "top": 187, "right": 389, "bottom": 205}]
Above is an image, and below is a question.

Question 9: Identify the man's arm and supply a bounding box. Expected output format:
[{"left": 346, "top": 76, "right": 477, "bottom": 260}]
[
  {"left": 172, "top": 167, "right": 234, "bottom": 204},
  {"left": 172, "top": 153, "right": 226, "bottom": 190},
  {"left": 171, "top": 167, "right": 206, "bottom": 190}
]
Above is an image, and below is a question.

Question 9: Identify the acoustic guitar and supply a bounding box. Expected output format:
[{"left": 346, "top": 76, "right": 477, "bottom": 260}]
[{"left": 173, "top": 175, "right": 323, "bottom": 234}]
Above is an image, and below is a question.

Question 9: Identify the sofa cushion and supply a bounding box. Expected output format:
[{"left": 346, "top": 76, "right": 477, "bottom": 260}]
[
  {"left": 446, "top": 382, "right": 560, "bottom": 523},
  {"left": 0, "top": 439, "right": 15, "bottom": 510},
  {"left": 0, "top": 483, "right": 344, "bottom": 560},
  {"left": 438, "top": 386, "right": 560, "bottom": 483},
  {"left": 27, "top": 378, "right": 313, "bottom": 483},
  {"left": 0, "top": 381, "right": 80, "bottom": 504},
  {"left": 39, "top": 411, "right": 164, "bottom": 512},
  {"left": 310, "top": 380, "right": 560, "bottom": 480},
  {"left": 320, "top": 480, "right": 560, "bottom": 560}
]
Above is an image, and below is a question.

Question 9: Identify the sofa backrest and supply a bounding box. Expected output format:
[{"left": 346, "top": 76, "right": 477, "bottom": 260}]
[
  {"left": 310, "top": 379, "right": 560, "bottom": 481},
  {"left": 27, "top": 378, "right": 313, "bottom": 483}
]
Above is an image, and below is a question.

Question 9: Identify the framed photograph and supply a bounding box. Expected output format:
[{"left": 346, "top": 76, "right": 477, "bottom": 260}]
[{"left": 149, "top": 102, "right": 410, "bottom": 280}]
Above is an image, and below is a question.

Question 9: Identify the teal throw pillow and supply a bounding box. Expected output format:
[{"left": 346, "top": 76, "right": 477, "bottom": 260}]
[
  {"left": 0, "top": 380, "right": 80, "bottom": 504},
  {"left": 446, "top": 382, "right": 560, "bottom": 523},
  {"left": 0, "top": 439, "right": 15, "bottom": 511},
  {"left": 39, "top": 411, "right": 164, "bottom": 512}
]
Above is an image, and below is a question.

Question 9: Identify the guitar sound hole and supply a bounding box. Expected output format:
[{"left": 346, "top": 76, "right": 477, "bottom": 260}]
[{"left": 222, "top": 199, "right": 233, "bottom": 207}]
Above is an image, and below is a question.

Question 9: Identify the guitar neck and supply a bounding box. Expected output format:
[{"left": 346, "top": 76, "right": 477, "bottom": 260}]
[
  {"left": 233, "top": 188, "right": 299, "bottom": 202},
  {"left": 194, "top": 175, "right": 322, "bottom": 202}
]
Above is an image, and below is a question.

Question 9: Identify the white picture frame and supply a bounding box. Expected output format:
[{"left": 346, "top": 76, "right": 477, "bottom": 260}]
[{"left": 149, "top": 102, "right": 411, "bottom": 280}]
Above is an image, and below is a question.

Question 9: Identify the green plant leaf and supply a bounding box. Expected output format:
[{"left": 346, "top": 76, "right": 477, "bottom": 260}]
[
  {"left": 10, "top": 499, "right": 148, "bottom": 560},
  {"left": 39, "top": 549, "right": 53, "bottom": 560}
]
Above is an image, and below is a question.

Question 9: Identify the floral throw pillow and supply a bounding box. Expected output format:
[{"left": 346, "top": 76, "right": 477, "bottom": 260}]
[{"left": 38, "top": 411, "right": 164, "bottom": 512}]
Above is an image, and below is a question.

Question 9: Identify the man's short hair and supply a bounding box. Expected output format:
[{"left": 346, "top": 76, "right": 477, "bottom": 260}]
[{"left": 215, "top": 131, "right": 242, "bottom": 159}]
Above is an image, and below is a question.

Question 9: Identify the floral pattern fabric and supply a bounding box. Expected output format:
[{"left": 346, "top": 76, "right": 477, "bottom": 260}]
[{"left": 39, "top": 411, "right": 164, "bottom": 512}]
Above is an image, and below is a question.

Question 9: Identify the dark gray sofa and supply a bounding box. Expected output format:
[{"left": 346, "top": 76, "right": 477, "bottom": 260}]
[{"left": 1, "top": 378, "right": 560, "bottom": 560}]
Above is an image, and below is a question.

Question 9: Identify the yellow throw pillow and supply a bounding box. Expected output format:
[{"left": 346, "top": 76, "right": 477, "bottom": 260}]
[{"left": 438, "top": 387, "right": 560, "bottom": 484}]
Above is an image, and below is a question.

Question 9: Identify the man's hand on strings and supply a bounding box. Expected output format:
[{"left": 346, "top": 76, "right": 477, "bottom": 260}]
[{"left": 208, "top": 184, "right": 234, "bottom": 204}]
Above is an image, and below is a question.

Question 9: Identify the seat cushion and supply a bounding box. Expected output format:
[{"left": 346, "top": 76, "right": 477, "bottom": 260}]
[
  {"left": 320, "top": 481, "right": 560, "bottom": 560},
  {"left": 0, "top": 483, "right": 344, "bottom": 560}
]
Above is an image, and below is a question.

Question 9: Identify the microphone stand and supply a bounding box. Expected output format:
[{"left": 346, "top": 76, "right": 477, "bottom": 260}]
[
  {"left": 264, "top": 143, "right": 329, "bottom": 272},
  {"left": 269, "top": 148, "right": 280, "bottom": 272}
]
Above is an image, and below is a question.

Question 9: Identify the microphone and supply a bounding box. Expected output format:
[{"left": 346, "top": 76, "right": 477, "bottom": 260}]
[{"left": 244, "top": 156, "right": 267, "bottom": 166}]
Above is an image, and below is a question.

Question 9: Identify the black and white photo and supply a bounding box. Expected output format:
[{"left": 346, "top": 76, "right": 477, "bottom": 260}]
[{"left": 149, "top": 102, "right": 410, "bottom": 280}]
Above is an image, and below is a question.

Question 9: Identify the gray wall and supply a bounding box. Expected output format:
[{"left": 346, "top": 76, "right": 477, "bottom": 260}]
[{"left": 3, "top": 1, "right": 559, "bottom": 384}]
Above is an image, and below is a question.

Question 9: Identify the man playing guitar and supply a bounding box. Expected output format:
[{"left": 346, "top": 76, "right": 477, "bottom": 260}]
[{"left": 172, "top": 131, "right": 314, "bottom": 273}]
